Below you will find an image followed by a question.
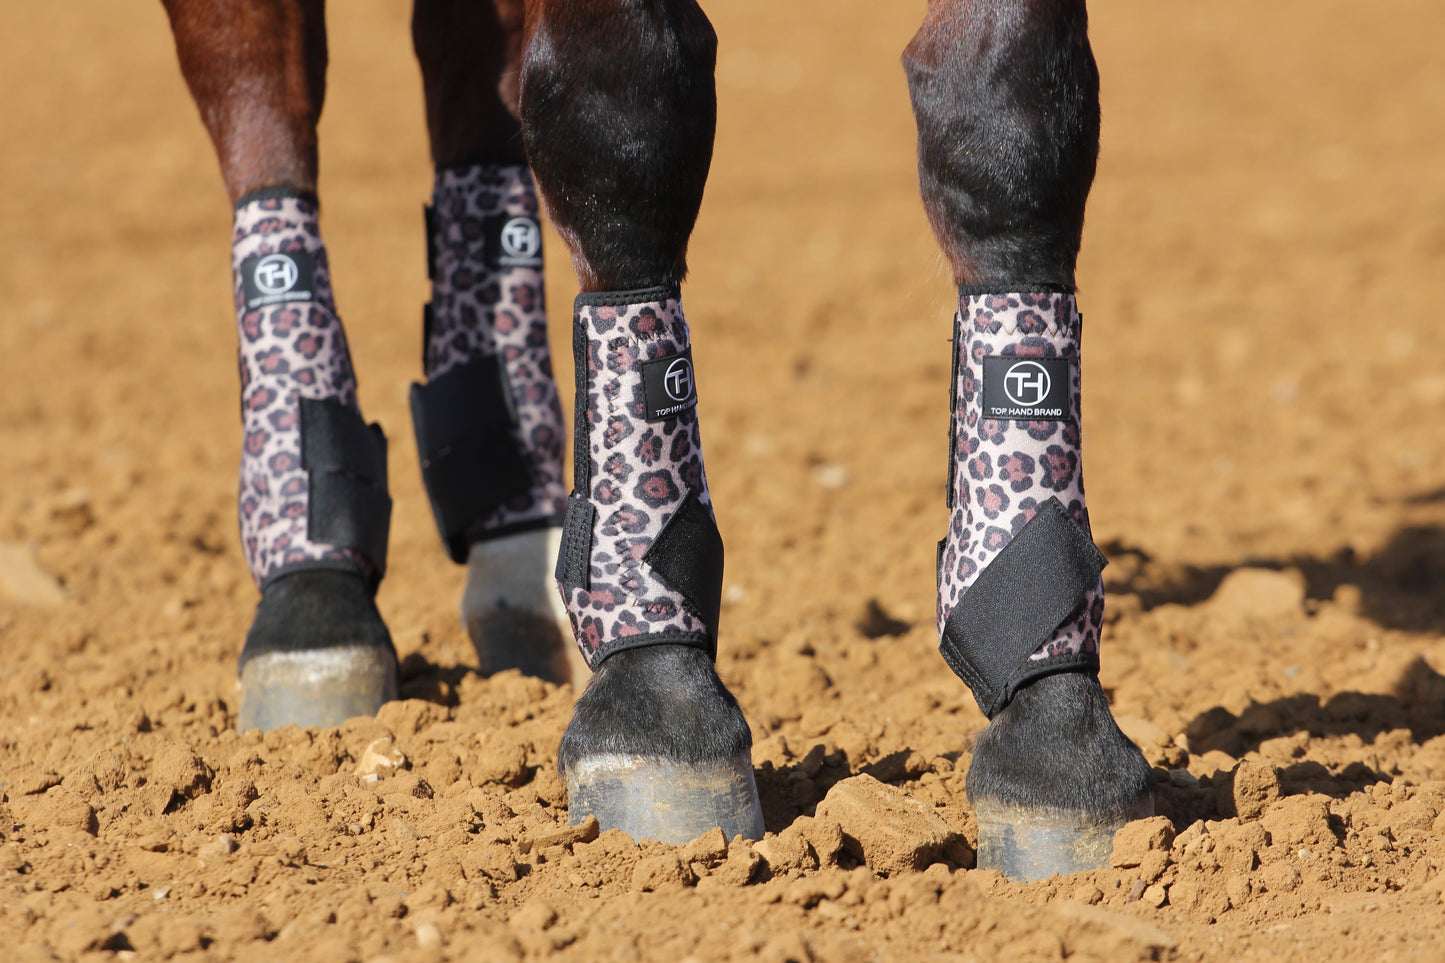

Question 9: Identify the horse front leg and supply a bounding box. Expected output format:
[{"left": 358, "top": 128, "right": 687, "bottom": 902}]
[
  {"left": 409, "top": 0, "right": 580, "bottom": 686},
  {"left": 163, "top": 0, "right": 397, "bottom": 729},
  {"left": 905, "top": 0, "right": 1154, "bottom": 879},
  {"left": 520, "top": 0, "right": 764, "bottom": 843}
]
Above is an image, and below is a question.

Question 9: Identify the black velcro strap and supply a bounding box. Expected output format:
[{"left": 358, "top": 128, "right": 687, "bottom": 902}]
[
  {"left": 643, "top": 489, "right": 724, "bottom": 660},
  {"left": 939, "top": 496, "right": 1105, "bottom": 718},
  {"left": 410, "top": 356, "right": 534, "bottom": 563},
  {"left": 299, "top": 398, "right": 392, "bottom": 577},
  {"left": 554, "top": 494, "right": 594, "bottom": 590}
]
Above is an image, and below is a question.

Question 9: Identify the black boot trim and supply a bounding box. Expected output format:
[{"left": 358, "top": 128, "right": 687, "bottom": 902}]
[
  {"left": 554, "top": 493, "right": 595, "bottom": 590},
  {"left": 593, "top": 630, "right": 713, "bottom": 669}
]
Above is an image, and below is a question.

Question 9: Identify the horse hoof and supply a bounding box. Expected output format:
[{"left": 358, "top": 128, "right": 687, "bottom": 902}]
[
  {"left": 237, "top": 645, "right": 398, "bottom": 731},
  {"left": 463, "top": 528, "right": 586, "bottom": 687},
  {"left": 237, "top": 568, "right": 397, "bottom": 731},
  {"left": 973, "top": 794, "right": 1154, "bottom": 881},
  {"left": 559, "top": 645, "right": 762, "bottom": 843},
  {"left": 966, "top": 671, "right": 1156, "bottom": 880},
  {"left": 565, "top": 750, "right": 764, "bottom": 844}
]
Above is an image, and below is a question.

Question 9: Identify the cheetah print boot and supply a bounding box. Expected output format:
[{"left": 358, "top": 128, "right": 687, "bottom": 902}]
[
  {"left": 231, "top": 189, "right": 395, "bottom": 730},
  {"left": 411, "top": 164, "right": 575, "bottom": 682}
]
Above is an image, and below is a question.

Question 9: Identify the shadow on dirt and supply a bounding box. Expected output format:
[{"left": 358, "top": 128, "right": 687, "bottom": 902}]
[
  {"left": 1183, "top": 656, "right": 1445, "bottom": 756},
  {"left": 396, "top": 651, "right": 471, "bottom": 707},
  {"left": 1102, "top": 523, "right": 1445, "bottom": 635}
]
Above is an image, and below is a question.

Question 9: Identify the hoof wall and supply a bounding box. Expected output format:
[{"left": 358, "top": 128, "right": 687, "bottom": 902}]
[
  {"left": 464, "top": 529, "right": 585, "bottom": 687},
  {"left": 566, "top": 750, "right": 765, "bottom": 845},
  {"left": 238, "top": 646, "right": 397, "bottom": 731},
  {"left": 974, "top": 794, "right": 1155, "bottom": 881}
]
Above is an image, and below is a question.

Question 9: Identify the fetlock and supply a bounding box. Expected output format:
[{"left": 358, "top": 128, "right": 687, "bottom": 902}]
[{"left": 966, "top": 672, "right": 1153, "bottom": 816}]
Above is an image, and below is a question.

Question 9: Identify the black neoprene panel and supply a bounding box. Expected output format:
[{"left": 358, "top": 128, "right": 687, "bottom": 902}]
[
  {"left": 299, "top": 397, "right": 392, "bottom": 577},
  {"left": 939, "top": 496, "right": 1106, "bottom": 718},
  {"left": 410, "top": 356, "right": 534, "bottom": 562}
]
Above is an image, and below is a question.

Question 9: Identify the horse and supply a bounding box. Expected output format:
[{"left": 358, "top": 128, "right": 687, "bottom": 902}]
[{"left": 159, "top": 0, "right": 1153, "bottom": 881}]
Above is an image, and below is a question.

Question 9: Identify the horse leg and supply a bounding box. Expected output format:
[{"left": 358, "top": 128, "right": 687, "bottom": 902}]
[
  {"left": 905, "top": 0, "right": 1154, "bottom": 879},
  {"left": 163, "top": 0, "right": 397, "bottom": 729},
  {"left": 520, "top": 0, "right": 763, "bottom": 843},
  {"left": 410, "top": 0, "right": 579, "bottom": 686}
]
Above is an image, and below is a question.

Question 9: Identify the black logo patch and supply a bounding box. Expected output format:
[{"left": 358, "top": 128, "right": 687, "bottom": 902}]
[
  {"left": 641, "top": 348, "right": 698, "bottom": 421},
  {"left": 981, "top": 356, "right": 1072, "bottom": 422},
  {"left": 240, "top": 250, "right": 317, "bottom": 311},
  {"left": 485, "top": 214, "right": 544, "bottom": 269}
]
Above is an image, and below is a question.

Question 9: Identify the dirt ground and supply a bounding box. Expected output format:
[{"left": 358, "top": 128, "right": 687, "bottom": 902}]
[{"left": 4, "top": 0, "right": 1445, "bottom": 960}]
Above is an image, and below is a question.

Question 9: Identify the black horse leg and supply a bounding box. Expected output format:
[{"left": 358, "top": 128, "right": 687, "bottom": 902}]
[
  {"left": 162, "top": 0, "right": 396, "bottom": 730},
  {"left": 904, "top": 0, "right": 1154, "bottom": 879},
  {"left": 410, "top": 0, "right": 579, "bottom": 686},
  {"left": 520, "top": 0, "right": 763, "bottom": 843}
]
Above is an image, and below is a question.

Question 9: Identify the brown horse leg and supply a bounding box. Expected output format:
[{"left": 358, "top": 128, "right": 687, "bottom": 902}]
[
  {"left": 905, "top": 0, "right": 1152, "bottom": 879},
  {"left": 519, "top": 0, "right": 763, "bottom": 843},
  {"left": 163, "top": 0, "right": 397, "bottom": 730},
  {"left": 408, "top": 1, "right": 578, "bottom": 687}
]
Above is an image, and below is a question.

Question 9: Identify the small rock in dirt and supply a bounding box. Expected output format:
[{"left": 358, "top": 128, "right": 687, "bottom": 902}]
[
  {"left": 1110, "top": 815, "right": 1176, "bottom": 868},
  {"left": 353, "top": 737, "right": 407, "bottom": 777},
  {"left": 1141, "top": 883, "right": 1168, "bottom": 908},
  {"left": 813, "top": 774, "right": 960, "bottom": 875},
  {"left": 416, "top": 922, "right": 443, "bottom": 948},
  {"left": 631, "top": 854, "right": 696, "bottom": 891},
  {"left": 1071, "top": 882, "right": 1104, "bottom": 905},
  {"left": 198, "top": 834, "right": 237, "bottom": 861},
  {"left": 0, "top": 541, "right": 67, "bottom": 607}
]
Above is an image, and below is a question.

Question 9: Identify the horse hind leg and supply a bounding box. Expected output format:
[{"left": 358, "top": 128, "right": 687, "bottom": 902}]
[
  {"left": 408, "top": 0, "right": 584, "bottom": 687},
  {"left": 163, "top": 0, "right": 397, "bottom": 729},
  {"left": 904, "top": 0, "right": 1154, "bottom": 879},
  {"left": 519, "top": 0, "right": 764, "bottom": 844}
]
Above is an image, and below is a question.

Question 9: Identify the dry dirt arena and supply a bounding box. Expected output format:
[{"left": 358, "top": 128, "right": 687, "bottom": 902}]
[{"left": 4, "top": 1, "right": 1445, "bottom": 960}]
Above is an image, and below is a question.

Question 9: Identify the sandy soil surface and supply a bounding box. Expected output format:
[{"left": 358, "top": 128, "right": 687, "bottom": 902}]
[{"left": 5, "top": 1, "right": 1445, "bottom": 960}]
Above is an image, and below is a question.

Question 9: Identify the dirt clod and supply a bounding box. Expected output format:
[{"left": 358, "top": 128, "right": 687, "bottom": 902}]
[{"left": 813, "top": 774, "right": 960, "bottom": 875}]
